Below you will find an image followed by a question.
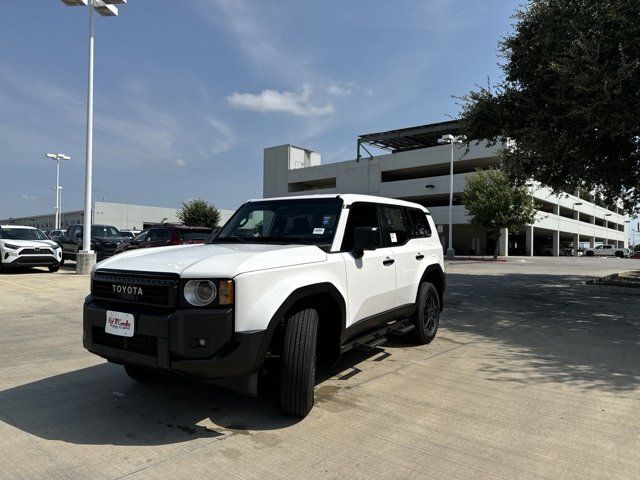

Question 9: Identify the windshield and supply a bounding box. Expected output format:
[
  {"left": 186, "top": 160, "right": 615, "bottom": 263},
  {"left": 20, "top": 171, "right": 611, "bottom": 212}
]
[
  {"left": 0, "top": 228, "right": 48, "bottom": 241},
  {"left": 91, "top": 226, "right": 120, "bottom": 238},
  {"left": 178, "top": 229, "right": 212, "bottom": 241},
  {"left": 214, "top": 198, "right": 342, "bottom": 247}
]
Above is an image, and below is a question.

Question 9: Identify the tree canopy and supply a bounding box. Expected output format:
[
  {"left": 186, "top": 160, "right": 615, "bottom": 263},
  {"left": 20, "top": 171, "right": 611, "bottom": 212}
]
[
  {"left": 459, "top": 0, "right": 640, "bottom": 213},
  {"left": 176, "top": 199, "right": 221, "bottom": 229},
  {"left": 463, "top": 168, "right": 537, "bottom": 258}
]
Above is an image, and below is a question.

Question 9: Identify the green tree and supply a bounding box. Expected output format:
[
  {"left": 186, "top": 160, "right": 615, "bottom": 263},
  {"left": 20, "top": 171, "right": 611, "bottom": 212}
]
[
  {"left": 176, "top": 198, "right": 220, "bottom": 229},
  {"left": 463, "top": 168, "right": 537, "bottom": 258},
  {"left": 459, "top": 0, "right": 640, "bottom": 212}
]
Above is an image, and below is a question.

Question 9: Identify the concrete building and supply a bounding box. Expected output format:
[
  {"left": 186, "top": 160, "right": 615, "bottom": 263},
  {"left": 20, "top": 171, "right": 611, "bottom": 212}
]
[
  {"left": 1, "top": 202, "right": 235, "bottom": 232},
  {"left": 263, "top": 120, "right": 629, "bottom": 256}
]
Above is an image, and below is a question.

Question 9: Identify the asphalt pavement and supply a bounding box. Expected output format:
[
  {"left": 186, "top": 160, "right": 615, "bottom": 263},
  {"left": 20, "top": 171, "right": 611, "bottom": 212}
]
[{"left": 0, "top": 257, "right": 638, "bottom": 479}]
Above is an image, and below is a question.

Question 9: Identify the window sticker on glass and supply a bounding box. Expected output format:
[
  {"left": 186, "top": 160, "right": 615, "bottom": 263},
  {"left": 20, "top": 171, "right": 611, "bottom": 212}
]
[
  {"left": 321, "top": 216, "right": 332, "bottom": 227},
  {"left": 313, "top": 227, "right": 325, "bottom": 235},
  {"left": 390, "top": 232, "right": 397, "bottom": 243}
]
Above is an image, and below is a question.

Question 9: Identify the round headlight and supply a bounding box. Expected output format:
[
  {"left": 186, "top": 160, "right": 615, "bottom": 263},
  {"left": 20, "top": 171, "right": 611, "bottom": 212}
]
[{"left": 184, "top": 280, "right": 217, "bottom": 306}]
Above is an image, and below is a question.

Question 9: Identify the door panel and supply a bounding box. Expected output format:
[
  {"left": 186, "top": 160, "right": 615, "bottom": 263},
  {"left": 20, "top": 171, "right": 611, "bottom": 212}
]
[
  {"left": 341, "top": 249, "right": 396, "bottom": 325},
  {"left": 340, "top": 202, "right": 396, "bottom": 327}
]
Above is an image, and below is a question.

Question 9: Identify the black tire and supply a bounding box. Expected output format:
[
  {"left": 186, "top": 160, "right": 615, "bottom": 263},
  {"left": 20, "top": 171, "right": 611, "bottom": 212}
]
[
  {"left": 586, "top": 251, "right": 594, "bottom": 257},
  {"left": 411, "top": 282, "right": 440, "bottom": 345},
  {"left": 48, "top": 265, "right": 60, "bottom": 273},
  {"left": 615, "top": 251, "right": 624, "bottom": 258},
  {"left": 124, "top": 364, "right": 164, "bottom": 382},
  {"left": 279, "top": 307, "right": 319, "bottom": 418},
  {"left": 60, "top": 255, "right": 66, "bottom": 266}
]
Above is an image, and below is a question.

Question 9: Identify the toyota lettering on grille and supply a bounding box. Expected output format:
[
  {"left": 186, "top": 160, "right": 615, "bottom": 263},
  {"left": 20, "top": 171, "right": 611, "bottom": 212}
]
[{"left": 112, "top": 284, "right": 144, "bottom": 296}]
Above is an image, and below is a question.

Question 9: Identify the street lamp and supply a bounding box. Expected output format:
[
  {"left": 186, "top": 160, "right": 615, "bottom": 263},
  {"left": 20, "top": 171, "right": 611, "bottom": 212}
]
[
  {"left": 604, "top": 213, "right": 612, "bottom": 245},
  {"left": 573, "top": 202, "right": 582, "bottom": 256},
  {"left": 438, "top": 134, "right": 464, "bottom": 258},
  {"left": 45, "top": 153, "right": 71, "bottom": 230},
  {"left": 58, "top": 0, "right": 127, "bottom": 274}
]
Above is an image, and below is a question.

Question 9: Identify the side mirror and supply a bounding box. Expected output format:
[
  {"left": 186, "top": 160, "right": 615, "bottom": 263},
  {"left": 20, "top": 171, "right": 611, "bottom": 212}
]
[{"left": 352, "top": 227, "right": 379, "bottom": 258}]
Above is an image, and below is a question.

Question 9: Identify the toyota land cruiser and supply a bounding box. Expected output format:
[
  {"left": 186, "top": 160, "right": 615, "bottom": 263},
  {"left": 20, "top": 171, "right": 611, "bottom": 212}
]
[{"left": 83, "top": 194, "right": 445, "bottom": 417}]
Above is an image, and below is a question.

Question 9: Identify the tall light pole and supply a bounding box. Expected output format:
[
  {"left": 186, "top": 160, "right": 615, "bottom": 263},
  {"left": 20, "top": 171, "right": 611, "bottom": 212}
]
[
  {"left": 573, "top": 202, "right": 582, "bottom": 256},
  {"left": 438, "top": 134, "right": 463, "bottom": 258},
  {"left": 58, "top": 0, "right": 125, "bottom": 274},
  {"left": 45, "top": 153, "right": 71, "bottom": 229},
  {"left": 604, "top": 213, "right": 612, "bottom": 245}
]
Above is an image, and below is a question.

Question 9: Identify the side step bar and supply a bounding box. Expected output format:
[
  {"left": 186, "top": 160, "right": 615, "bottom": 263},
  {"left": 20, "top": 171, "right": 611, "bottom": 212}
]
[{"left": 341, "top": 320, "right": 415, "bottom": 354}]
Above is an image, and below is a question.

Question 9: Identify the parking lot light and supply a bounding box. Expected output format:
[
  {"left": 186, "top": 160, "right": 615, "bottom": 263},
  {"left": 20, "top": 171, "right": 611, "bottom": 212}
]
[
  {"left": 57, "top": 0, "right": 127, "bottom": 274},
  {"left": 46, "top": 153, "right": 71, "bottom": 230},
  {"left": 438, "top": 134, "right": 464, "bottom": 258}
]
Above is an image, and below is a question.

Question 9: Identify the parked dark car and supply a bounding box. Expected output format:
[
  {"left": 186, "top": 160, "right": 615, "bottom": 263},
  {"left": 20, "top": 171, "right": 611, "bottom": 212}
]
[
  {"left": 116, "top": 224, "right": 213, "bottom": 253},
  {"left": 60, "top": 224, "right": 128, "bottom": 263},
  {"left": 47, "top": 229, "right": 66, "bottom": 244}
]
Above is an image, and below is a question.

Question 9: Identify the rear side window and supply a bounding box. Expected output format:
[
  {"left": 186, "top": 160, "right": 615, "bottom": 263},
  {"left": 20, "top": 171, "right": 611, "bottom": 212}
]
[
  {"left": 382, "top": 206, "right": 410, "bottom": 245},
  {"left": 147, "top": 228, "right": 169, "bottom": 242},
  {"left": 341, "top": 203, "right": 382, "bottom": 250},
  {"left": 177, "top": 229, "right": 212, "bottom": 241},
  {"left": 407, "top": 208, "right": 432, "bottom": 238}
]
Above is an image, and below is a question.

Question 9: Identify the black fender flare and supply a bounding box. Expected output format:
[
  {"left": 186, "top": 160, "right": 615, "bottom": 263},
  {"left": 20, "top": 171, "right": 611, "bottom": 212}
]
[
  {"left": 418, "top": 263, "right": 446, "bottom": 311},
  {"left": 253, "top": 282, "right": 347, "bottom": 369}
]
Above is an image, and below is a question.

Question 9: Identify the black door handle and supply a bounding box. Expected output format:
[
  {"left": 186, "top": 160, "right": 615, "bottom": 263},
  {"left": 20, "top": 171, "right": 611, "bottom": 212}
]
[
  {"left": 415, "top": 254, "right": 425, "bottom": 260},
  {"left": 383, "top": 258, "right": 395, "bottom": 266}
]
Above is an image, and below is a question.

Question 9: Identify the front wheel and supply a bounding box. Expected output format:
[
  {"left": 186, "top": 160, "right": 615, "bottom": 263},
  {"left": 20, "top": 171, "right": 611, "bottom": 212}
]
[
  {"left": 585, "top": 251, "right": 594, "bottom": 257},
  {"left": 411, "top": 282, "right": 440, "bottom": 345},
  {"left": 59, "top": 255, "right": 66, "bottom": 266},
  {"left": 279, "top": 307, "right": 319, "bottom": 418},
  {"left": 48, "top": 265, "right": 60, "bottom": 273}
]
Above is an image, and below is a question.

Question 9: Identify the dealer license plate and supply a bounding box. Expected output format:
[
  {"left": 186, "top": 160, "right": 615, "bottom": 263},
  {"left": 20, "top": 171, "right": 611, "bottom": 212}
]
[{"left": 105, "top": 310, "right": 135, "bottom": 337}]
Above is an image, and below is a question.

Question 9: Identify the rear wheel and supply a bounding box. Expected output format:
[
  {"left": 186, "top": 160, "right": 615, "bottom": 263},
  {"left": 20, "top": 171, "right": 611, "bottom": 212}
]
[
  {"left": 279, "top": 307, "right": 319, "bottom": 418},
  {"left": 411, "top": 282, "right": 440, "bottom": 345},
  {"left": 615, "top": 251, "right": 624, "bottom": 258},
  {"left": 586, "top": 251, "right": 594, "bottom": 257},
  {"left": 124, "top": 364, "right": 164, "bottom": 382}
]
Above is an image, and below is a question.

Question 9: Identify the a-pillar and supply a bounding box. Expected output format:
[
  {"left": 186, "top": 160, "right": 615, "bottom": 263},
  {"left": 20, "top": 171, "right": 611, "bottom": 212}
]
[
  {"left": 552, "top": 230, "right": 560, "bottom": 256},
  {"left": 525, "top": 226, "right": 534, "bottom": 256},
  {"left": 498, "top": 228, "right": 509, "bottom": 256}
]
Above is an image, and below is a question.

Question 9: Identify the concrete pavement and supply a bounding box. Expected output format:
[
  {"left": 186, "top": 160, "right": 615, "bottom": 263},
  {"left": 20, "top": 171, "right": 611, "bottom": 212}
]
[{"left": 0, "top": 257, "right": 638, "bottom": 479}]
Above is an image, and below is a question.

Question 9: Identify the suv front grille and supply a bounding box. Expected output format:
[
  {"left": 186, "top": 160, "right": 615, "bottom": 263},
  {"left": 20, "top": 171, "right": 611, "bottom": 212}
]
[
  {"left": 92, "top": 270, "right": 179, "bottom": 307},
  {"left": 92, "top": 326, "right": 157, "bottom": 356},
  {"left": 20, "top": 248, "right": 53, "bottom": 255}
]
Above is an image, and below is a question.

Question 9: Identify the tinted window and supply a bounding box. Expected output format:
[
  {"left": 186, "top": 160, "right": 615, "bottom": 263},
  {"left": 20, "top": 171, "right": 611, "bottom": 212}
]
[
  {"left": 382, "top": 206, "right": 410, "bottom": 245},
  {"left": 407, "top": 208, "right": 432, "bottom": 238},
  {"left": 341, "top": 203, "right": 382, "bottom": 251},
  {"left": 0, "top": 228, "right": 47, "bottom": 240},
  {"left": 147, "top": 228, "right": 169, "bottom": 242},
  {"left": 177, "top": 229, "right": 212, "bottom": 241},
  {"left": 134, "top": 230, "right": 148, "bottom": 243},
  {"left": 216, "top": 198, "right": 342, "bottom": 247},
  {"left": 91, "top": 226, "right": 120, "bottom": 237}
]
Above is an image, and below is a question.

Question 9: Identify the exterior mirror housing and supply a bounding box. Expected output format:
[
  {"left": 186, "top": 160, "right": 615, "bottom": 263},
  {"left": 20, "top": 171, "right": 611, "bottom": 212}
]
[{"left": 352, "top": 227, "right": 379, "bottom": 258}]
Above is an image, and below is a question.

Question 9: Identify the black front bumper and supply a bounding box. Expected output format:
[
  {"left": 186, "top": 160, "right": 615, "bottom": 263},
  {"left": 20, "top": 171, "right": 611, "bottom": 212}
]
[
  {"left": 83, "top": 298, "right": 267, "bottom": 380},
  {"left": 5, "top": 256, "right": 59, "bottom": 267}
]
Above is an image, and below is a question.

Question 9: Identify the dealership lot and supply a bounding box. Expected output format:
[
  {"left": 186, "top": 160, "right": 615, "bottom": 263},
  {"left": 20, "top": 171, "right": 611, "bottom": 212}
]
[{"left": 0, "top": 257, "right": 638, "bottom": 480}]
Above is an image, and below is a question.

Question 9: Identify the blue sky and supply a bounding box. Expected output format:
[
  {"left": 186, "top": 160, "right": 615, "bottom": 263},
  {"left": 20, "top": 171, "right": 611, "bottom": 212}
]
[{"left": 0, "top": 0, "right": 520, "bottom": 219}]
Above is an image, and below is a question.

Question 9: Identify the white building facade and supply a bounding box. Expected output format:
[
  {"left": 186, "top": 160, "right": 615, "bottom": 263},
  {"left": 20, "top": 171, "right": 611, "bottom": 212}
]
[
  {"left": 263, "top": 121, "right": 628, "bottom": 256},
  {"left": 1, "top": 202, "right": 235, "bottom": 232}
]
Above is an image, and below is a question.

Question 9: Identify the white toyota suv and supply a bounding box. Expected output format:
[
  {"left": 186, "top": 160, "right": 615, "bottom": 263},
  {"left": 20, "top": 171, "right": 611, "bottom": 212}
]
[
  {"left": 0, "top": 225, "right": 63, "bottom": 272},
  {"left": 83, "top": 194, "right": 445, "bottom": 417}
]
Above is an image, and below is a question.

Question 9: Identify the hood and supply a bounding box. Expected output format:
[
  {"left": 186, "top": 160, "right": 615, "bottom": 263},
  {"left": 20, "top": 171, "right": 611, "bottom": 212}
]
[
  {"left": 0, "top": 239, "right": 60, "bottom": 249},
  {"left": 95, "top": 242, "right": 327, "bottom": 277}
]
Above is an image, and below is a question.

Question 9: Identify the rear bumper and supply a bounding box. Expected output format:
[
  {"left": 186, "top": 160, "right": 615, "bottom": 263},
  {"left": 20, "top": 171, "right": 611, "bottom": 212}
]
[{"left": 82, "top": 298, "right": 267, "bottom": 379}]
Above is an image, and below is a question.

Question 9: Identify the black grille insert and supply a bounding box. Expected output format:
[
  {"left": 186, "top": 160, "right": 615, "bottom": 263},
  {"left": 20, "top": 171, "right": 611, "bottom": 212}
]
[
  {"left": 20, "top": 248, "right": 53, "bottom": 256},
  {"left": 92, "top": 326, "right": 157, "bottom": 356},
  {"left": 92, "top": 271, "right": 179, "bottom": 307}
]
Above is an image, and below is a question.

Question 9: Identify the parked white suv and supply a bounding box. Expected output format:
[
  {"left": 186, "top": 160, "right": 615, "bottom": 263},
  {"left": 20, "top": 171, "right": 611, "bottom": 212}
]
[
  {"left": 0, "top": 225, "right": 62, "bottom": 272},
  {"left": 83, "top": 195, "right": 445, "bottom": 417},
  {"left": 583, "top": 245, "right": 630, "bottom": 258}
]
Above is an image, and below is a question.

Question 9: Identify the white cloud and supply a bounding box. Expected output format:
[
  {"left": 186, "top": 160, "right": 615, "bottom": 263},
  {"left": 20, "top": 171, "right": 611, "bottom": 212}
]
[
  {"left": 227, "top": 85, "right": 334, "bottom": 117},
  {"left": 174, "top": 158, "right": 187, "bottom": 167},
  {"left": 327, "top": 81, "right": 355, "bottom": 97},
  {"left": 20, "top": 194, "right": 41, "bottom": 201}
]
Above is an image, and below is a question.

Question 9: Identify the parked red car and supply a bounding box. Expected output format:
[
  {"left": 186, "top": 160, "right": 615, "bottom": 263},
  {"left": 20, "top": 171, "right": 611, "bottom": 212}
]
[
  {"left": 116, "top": 225, "right": 213, "bottom": 253},
  {"left": 629, "top": 251, "right": 640, "bottom": 259}
]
